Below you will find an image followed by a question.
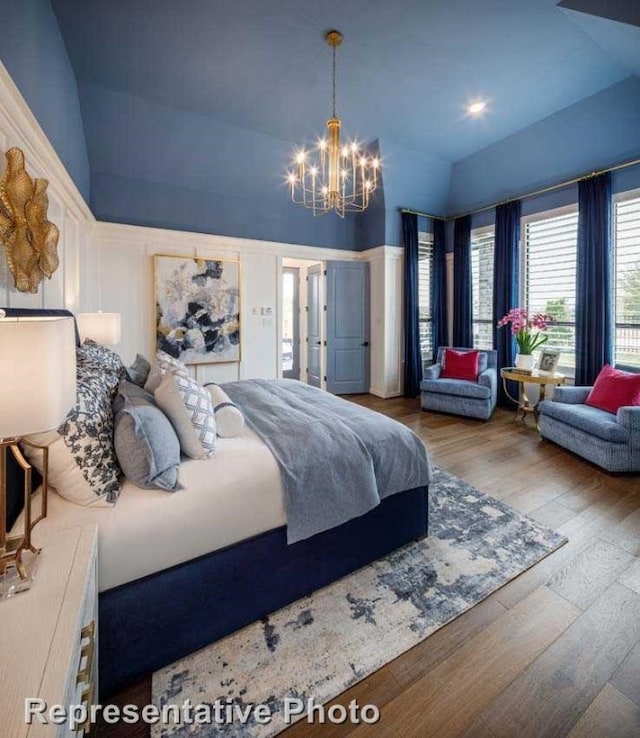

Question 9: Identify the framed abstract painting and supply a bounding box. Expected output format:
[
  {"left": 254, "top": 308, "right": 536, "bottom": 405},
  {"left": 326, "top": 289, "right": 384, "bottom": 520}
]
[{"left": 153, "top": 255, "right": 240, "bottom": 365}]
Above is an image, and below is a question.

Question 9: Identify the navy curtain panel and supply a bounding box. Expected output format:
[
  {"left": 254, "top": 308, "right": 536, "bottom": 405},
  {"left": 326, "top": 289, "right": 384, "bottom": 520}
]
[
  {"left": 493, "top": 200, "right": 521, "bottom": 406},
  {"left": 431, "top": 218, "right": 448, "bottom": 361},
  {"left": 575, "top": 172, "right": 613, "bottom": 386},
  {"left": 453, "top": 215, "right": 472, "bottom": 347},
  {"left": 402, "top": 212, "right": 422, "bottom": 398}
]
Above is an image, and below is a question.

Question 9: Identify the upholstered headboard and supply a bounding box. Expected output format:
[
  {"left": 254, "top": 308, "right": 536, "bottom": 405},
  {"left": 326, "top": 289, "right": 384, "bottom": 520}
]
[{"left": 2, "top": 308, "right": 79, "bottom": 532}]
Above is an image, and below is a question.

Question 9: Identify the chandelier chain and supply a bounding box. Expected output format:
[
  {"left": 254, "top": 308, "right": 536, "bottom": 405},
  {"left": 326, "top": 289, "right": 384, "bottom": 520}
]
[{"left": 332, "top": 43, "right": 337, "bottom": 119}]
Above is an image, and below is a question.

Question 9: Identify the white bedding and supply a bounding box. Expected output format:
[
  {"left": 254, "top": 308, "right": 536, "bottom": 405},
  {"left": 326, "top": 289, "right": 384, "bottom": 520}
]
[{"left": 17, "top": 427, "right": 285, "bottom": 591}]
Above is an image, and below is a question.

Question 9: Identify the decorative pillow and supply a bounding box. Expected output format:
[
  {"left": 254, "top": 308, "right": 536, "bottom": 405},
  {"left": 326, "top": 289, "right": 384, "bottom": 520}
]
[
  {"left": 586, "top": 364, "right": 640, "bottom": 415},
  {"left": 155, "top": 371, "right": 216, "bottom": 459},
  {"left": 114, "top": 399, "right": 182, "bottom": 491},
  {"left": 126, "top": 353, "right": 151, "bottom": 387},
  {"left": 113, "top": 378, "right": 157, "bottom": 415},
  {"left": 77, "top": 338, "right": 126, "bottom": 378},
  {"left": 144, "top": 350, "right": 189, "bottom": 393},
  {"left": 22, "top": 353, "right": 123, "bottom": 506},
  {"left": 441, "top": 348, "right": 480, "bottom": 382},
  {"left": 205, "top": 383, "right": 245, "bottom": 438}
]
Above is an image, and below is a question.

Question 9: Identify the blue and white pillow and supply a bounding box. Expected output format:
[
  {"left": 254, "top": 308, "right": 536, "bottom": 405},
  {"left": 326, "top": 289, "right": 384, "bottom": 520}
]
[
  {"left": 23, "top": 346, "right": 124, "bottom": 506},
  {"left": 77, "top": 338, "right": 126, "bottom": 378},
  {"left": 205, "top": 383, "right": 245, "bottom": 438},
  {"left": 155, "top": 371, "right": 216, "bottom": 459},
  {"left": 144, "top": 350, "right": 189, "bottom": 393}
]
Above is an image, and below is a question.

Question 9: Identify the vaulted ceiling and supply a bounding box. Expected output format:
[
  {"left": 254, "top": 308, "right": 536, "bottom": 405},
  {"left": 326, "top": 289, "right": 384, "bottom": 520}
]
[
  {"left": 52, "top": 0, "right": 639, "bottom": 164},
  {"left": 44, "top": 0, "right": 640, "bottom": 247}
]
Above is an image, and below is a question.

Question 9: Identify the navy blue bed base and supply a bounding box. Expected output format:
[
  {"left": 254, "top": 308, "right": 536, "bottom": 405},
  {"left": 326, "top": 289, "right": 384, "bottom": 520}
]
[{"left": 99, "top": 485, "right": 428, "bottom": 697}]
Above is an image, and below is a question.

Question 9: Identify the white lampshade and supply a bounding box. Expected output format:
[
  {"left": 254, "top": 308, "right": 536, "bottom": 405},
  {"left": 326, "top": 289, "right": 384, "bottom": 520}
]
[
  {"left": 0, "top": 316, "right": 77, "bottom": 438},
  {"left": 77, "top": 312, "right": 121, "bottom": 345}
]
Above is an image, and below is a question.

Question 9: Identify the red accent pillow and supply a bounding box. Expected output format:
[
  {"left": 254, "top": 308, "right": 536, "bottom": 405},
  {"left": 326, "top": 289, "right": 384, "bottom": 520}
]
[
  {"left": 585, "top": 364, "right": 640, "bottom": 415},
  {"left": 441, "top": 349, "right": 480, "bottom": 382}
]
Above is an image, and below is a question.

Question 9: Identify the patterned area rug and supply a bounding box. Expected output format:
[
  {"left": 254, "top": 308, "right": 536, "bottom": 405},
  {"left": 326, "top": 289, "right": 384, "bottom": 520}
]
[{"left": 152, "top": 468, "right": 566, "bottom": 737}]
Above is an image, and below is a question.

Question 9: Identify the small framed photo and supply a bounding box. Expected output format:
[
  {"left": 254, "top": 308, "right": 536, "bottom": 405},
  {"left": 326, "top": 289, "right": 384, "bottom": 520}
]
[{"left": 538, "top": 348, "right": 560, "bottom": 374}]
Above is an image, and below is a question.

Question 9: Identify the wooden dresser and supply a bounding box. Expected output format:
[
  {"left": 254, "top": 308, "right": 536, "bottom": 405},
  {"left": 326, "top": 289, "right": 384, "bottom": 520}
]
[{"left": 0, "top": 525, "right": 98, "bottom": 738}]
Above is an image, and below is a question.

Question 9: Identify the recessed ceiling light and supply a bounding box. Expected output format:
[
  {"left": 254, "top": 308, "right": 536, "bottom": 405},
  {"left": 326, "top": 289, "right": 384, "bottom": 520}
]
[{"left": 468, "top": 101, "right": 487, "bottom": 116}]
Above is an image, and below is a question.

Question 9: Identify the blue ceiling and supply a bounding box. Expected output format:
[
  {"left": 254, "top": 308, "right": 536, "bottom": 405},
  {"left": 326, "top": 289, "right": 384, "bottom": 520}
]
[
  {"left": 36, "top": 0, "right": 640, "bottom": 248},
  {"left": 52, "top": 0, "right": 636, "bottom": 163}
]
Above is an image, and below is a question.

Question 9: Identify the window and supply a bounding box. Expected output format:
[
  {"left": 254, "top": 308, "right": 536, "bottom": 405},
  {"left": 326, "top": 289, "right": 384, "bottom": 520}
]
[
  {"left": 522, "top": 208, "right": 578, "bottom": 373},
  {"left": 471, "top": 228, "right": 495, "bottom": 350},
  {"left": 418, "top": 232, "right": 433, "bottom": 362},
  {"left": 614, "top": 194, "right": 640, "bottom": 369}
]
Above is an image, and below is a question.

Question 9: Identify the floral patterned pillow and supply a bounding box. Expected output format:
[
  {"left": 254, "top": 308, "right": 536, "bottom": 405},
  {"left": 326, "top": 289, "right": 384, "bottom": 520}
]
[
  {"left": 23, "top": 345, "right": 124, "bottom": 506},
  {"left": 77, "top": 338, "right": 126, "bottom": 378}
]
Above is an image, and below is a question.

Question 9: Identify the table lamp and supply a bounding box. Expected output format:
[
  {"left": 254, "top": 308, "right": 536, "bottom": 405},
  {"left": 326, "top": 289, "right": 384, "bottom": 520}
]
[
  {"left": 0, "top": 313, "right": 77, "bottom": 597},
  {"left": 77, "top": 312, "right": 121, "bottom": 345}
]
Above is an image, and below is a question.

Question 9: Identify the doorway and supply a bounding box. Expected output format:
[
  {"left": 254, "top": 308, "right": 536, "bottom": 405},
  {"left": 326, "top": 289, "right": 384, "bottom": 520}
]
[
  {"left": 282, "top": 267, "right": 300, "bottom": 379},
  {"left": 279, "top": 258, "right": 370, "bottom": 393},
  {"left": 280, "top": 258, "right": 324, "bottom": 385},
  {"left": 307, "top": 263, "right": 323, "bottom": 387}
]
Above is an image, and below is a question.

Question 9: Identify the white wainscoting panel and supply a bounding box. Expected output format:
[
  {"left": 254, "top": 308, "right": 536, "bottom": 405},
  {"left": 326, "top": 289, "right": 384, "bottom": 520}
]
[
  {"left": 385, "top": 247, "right": 404, "bottom": 397},
  {"left": 368, "top": 248, "right": 386, "bottom": 397},
  {"left": 92, "top": 222, "right": 380, "bottom": 385},
  {"left": 368, "top": 245, "right": 404, "bottom": 398}
]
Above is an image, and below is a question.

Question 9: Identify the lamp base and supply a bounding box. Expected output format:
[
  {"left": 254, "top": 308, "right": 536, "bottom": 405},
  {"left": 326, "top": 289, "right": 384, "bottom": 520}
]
[{"left": 0, "top": 548, "right": 40, "bottom": 600}]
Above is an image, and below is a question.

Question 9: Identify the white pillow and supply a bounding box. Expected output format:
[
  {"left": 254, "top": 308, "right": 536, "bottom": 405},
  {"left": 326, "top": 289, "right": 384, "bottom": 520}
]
[
  {"left": 22, "top": 431, "right": 113, "bottom": 508},
  {"left": 155, "top": 371, "right": 216, "bottom": 459},
  {"left": 144, "top": 350, "right": 189, "bottom": 393},
  {"left": 206, "top": 384, "right": 245, "bottom": 438}
]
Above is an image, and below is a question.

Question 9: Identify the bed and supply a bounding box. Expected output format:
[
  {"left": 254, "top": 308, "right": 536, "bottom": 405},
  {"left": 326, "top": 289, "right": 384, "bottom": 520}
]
[{"left": 5, "top": 308, "right": 431, "bottom": 697}]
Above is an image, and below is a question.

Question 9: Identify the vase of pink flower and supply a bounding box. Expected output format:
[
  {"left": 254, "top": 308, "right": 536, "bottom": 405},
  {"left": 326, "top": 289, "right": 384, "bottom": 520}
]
[{"left": 497, "top": 308, "right": 555, "bottom": 370}]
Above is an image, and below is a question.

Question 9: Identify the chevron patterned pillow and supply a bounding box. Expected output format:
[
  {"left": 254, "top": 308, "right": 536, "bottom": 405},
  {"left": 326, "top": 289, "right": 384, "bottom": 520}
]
[{"left": 155, "top": 371, "right": 216, "bottom": 459}]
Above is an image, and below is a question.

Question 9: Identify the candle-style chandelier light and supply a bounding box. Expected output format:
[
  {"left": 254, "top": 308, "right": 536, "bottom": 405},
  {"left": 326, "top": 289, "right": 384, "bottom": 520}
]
[{"left": 286, "top": 31, "right": 380, "bottom": 217}]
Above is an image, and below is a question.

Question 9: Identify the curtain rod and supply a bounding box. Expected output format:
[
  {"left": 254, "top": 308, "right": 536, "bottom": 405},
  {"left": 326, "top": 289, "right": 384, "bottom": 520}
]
[
  {"left": 448, "top": 155, "right": 640, "bottom": 220},
  {"left": 400, "top": 155, "right": 640, "bottom": 223},
  {"left": 399, "top": 207, "right": 446, "bottom": 221}
]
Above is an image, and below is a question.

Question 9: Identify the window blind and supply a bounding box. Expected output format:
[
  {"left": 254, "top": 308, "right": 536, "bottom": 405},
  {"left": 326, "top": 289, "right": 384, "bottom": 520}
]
[
  {"left": 471, "top": 229, "right": 495, "bottom": 350},
  {"left": 523, "top": 210, "right": 578, "bottom": 370},
  {"left": 418, "top": 233, "right": 433, "bottom": 361},
  {"left": 614, "top": 195, "right": 640, "bottom": 368}
]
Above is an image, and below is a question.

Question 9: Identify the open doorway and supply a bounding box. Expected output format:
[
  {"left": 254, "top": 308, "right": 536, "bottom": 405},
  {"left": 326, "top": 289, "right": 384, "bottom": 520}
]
[
  {"left": 282, "top": 267, "right": 300, "bottom": 379},
  {"left": 281, "top": 258, "right": 324, "bottom": 384}
]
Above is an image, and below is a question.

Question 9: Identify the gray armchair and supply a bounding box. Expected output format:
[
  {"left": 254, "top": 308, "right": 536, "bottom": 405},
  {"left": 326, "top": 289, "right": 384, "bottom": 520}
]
[
  {"left": 420, "top": 347, "right": 498, "bottom": 420},
  {"left": 539, "top": 385, "right": 640, "bottom": 472}
]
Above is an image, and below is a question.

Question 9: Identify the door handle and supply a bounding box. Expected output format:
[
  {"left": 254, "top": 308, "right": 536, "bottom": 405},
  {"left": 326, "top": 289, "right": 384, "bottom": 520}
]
[
  {"left": 316, "top": 341, "right": 322, "bottom": 345},
  {"left": 361, "top": 341, "right": 369, "bottom": 347}
]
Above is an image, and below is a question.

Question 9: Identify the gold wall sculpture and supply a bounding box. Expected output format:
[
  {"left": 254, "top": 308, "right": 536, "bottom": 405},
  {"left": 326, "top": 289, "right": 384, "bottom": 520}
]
[{"left": 0, "top": 147, "right": 60, "bottom": 294}]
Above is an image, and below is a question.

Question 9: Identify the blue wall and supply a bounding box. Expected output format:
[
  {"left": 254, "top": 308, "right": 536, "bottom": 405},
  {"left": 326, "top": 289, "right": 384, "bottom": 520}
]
[
  {"left": 354, "top": 141, "right": 386, "bottom": 251},
  {"left": 447, "top": 159, "right": 640, "bottom": 251},
  {"left": 380, "top": 140, "right": 451, "bottom": 246},
  {"left": 448, "top": 76, "right": 640, "bottom": 216},
  {"left": 81, "top": 83, "right": 361, "bottom": 249},
  {"left": 1, "top": 0, "right": 89, "bottom": 201},
  {"left": 81, "top": 85, "right": 453, "bottom": 250}
]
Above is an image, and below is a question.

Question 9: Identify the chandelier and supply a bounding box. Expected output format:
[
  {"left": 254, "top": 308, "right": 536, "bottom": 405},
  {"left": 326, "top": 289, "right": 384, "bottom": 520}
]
[{"left": 286, "top": 31, "right": 380, "bottom": 217}]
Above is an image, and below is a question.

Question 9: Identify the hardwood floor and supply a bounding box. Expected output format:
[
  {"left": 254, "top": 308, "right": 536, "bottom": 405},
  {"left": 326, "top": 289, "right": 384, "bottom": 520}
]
[{"left": 97, "top": 397, "right": 640, "bottom": 738}]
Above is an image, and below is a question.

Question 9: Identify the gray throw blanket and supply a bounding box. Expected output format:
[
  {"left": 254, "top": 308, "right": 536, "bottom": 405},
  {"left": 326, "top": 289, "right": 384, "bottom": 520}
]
[{"left": 222, "top": 379, "right": 432, "bottom": 543}]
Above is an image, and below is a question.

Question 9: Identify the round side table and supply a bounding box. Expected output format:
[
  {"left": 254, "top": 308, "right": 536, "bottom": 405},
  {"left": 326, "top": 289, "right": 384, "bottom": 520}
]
[{"left": 500, "top": 367, "right": 566, "bottom": 430}]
